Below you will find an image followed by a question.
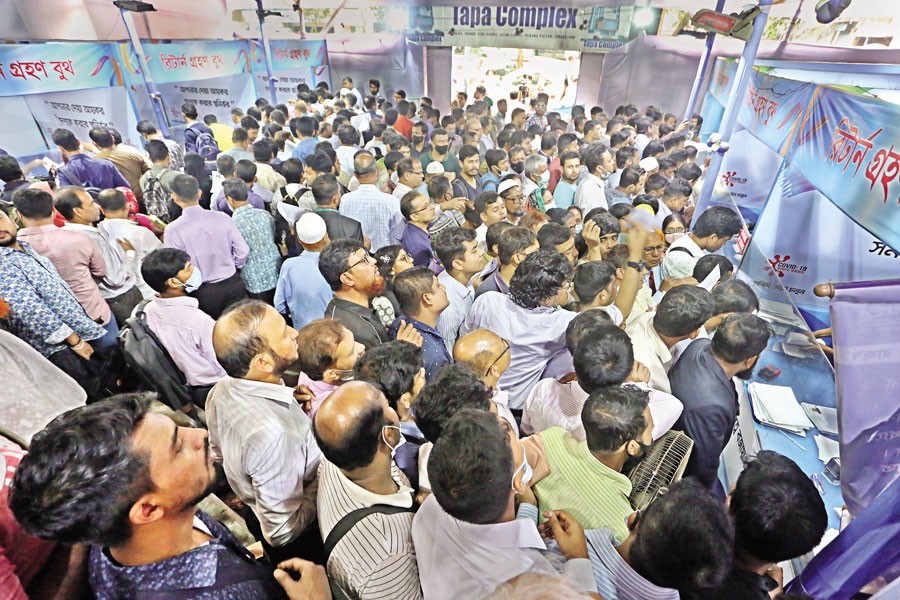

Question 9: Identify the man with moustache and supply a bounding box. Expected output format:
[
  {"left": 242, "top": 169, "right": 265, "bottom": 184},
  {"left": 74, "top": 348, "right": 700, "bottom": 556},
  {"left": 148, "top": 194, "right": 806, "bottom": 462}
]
[
  {"left": 319, "top": 239, "right": 397, "bottom": 351},
  {"left": 9, "top": 393, "right": 284, "bottom": 598},
  {"left": 207, "top": 300, "right": 322, "bottom": 564}
]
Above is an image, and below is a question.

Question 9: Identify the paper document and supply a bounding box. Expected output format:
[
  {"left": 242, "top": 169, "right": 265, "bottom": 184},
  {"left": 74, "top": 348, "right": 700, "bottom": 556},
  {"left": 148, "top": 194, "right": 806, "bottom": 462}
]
[
  {"left": 802, "top": 403, "right": 839, "bottom": 435},
  {"left": 697, "top": 265, "right": 720, "bottom": 291},
  {"left": 815, "top": 435, "right": 840, "bottom": 464},
  {"left": 749, "top": 383, "right": 814, "bottom": 434}
]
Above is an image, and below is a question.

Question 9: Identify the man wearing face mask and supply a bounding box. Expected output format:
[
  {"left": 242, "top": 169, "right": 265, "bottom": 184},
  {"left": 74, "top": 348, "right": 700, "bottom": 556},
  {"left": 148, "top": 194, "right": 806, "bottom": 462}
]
[
  {"left": 670, "top": 314, "right": 773, "bottom": 492},
  {"left": 314, "top": 381, "right": 422, "bottom": 600},
  {"left": 141, "top": 248, "right": 226, "bottom": 409},
  {"left": 575, "top": 142, "right": 616, "bottom": 213},
  {"left": 521, "top": 154, "right": 553, "bottom": 212},
  {"left": 418, "top": 129, "right": 460, "bottom": 176},
  {"left": 413, "top": 409, "right": 599, "bottom": 599},
  {"left": 481, "top": 149, "right": 511, "bottom": 194},
  {"left": 508, "top": 145, "right": 526, "bottom": 177},
  {"left": 409, "top": 122, "right": 430, "bottom": 159},
  {"left": 534, "top": 385, "right": 654, "bottom": 544}
]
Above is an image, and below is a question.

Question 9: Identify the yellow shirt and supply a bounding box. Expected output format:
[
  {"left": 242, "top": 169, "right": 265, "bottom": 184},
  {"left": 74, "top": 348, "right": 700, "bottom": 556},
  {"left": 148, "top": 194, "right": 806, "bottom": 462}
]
[{"left": 209, "top": 122, "right": 234, "bottom": 152}]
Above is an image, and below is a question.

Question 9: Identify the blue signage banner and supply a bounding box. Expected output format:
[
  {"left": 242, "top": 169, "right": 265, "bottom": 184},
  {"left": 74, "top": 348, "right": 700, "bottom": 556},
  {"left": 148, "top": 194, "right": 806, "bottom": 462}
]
[
  {"left": 718, "top": 125, "right": 785, "bottom": 222},
  {"left": 742, "top": 164, "right": 900, "bottom": 330},
  {"left": 791, "top": 85, "right": 900, "bottom": 253},
  {"left": 134, "top": 40, "right": 251, "bottom": 85},
  {"left": 736, "top": 70, "right": 813, "bottom": 155},
  {"left": 0, "top": 43, "right": 123, "bottom": 96}
]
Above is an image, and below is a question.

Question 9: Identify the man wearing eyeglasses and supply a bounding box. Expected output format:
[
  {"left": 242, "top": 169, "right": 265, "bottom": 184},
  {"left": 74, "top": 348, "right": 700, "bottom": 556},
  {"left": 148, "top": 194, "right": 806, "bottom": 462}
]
[
  {"left": 399, "top": 191, "right": 438, "bottom": 269},
  {"left": 319, "top": 239, "right": 422, "bottom": 351}
]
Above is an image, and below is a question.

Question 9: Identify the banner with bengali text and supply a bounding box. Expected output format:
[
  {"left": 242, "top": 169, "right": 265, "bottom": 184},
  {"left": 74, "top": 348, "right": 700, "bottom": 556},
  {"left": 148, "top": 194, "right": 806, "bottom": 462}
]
[
  {"left": 741, "top": 164, "right": 900, "bottom": 330},
  {"left": 791, "top": 86, "right": 900, "bottom": 254},
  {"left": 736, "top": 70, "right": 813, "bottom": 155},
  {"left": 138, "top": 40, "right": 251, "bottom": 85},
  {"left": 249, "top": 40, "right": 330, "bottom": 105},
  {"left": 708, "top": 58, "right": 737, "bottom": 107},
  {"left": 265, "top": 40, "right": 327, "bottom": 71},
  {"left": 25, "top": 87, "right": 140, "bottom": 149},
  {"left": 0, "top": 43, "right": 123, "bottom": 96}
]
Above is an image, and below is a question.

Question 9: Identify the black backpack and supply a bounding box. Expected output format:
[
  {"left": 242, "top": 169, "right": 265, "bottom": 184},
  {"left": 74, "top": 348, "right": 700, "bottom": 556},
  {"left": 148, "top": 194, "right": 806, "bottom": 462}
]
[
  {"left": 187, "top": 123, "right": 220, "bottom": 161},
  {"left": 119, "top": 301, "right": 192, "bottom": 411}
]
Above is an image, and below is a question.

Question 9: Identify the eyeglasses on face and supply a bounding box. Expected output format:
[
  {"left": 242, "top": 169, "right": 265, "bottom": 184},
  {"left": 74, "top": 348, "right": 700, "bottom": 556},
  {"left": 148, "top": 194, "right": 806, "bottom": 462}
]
[{"left": 345, "top": 253, "right": 376, "bottom": 273}]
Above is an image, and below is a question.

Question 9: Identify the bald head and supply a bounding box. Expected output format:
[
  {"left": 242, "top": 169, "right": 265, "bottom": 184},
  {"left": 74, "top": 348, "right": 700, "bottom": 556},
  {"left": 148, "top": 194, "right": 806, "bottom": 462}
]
[
  {"left": 454, "top": 329, "right": 506, "bottom": 376},
  {"left": 212, "top": 300, "right": 269, "bottom": 378},
  {"left": 314, "top": 381, "right": 393, "bottom": 471},
  {"left": 353, "top": 151, "right": 378, "bottom": 183}
]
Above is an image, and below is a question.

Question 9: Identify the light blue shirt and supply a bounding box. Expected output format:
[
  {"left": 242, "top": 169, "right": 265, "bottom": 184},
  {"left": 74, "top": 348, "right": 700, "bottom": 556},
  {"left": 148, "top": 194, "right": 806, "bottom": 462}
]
[
  {"left": 461, "top": 292, "right": 577, "bottom": 409},
  {"left": 274, "top": 251, "right": 334, "bottom": 329},
  {"left": 553, "top": 181, "right": 577, "bottom": 209}
]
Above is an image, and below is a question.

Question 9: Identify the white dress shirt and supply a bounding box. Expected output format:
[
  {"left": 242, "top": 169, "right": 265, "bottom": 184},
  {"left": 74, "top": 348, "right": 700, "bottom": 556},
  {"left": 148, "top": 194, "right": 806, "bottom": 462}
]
[
  {"left": 97, "top": 218, "right": 162, "bottom": 300},
  {"left": 206, "top": 377, "right": 321, "bottom": 547},
  {"left": 661, "top": 233, "right": 706, "bottom": 280},
  {"left": 522, "top": 379, "right": 682, "bottom": 441},
  {"left": 317, "top": 459, "right": 421, "bottom": 600},
  {"left": 411, "top": 496, "right": 597, "bottom": 600},
  {"left": 574, "top": 173, "right": 609, "bottom": 213},
  {"left": 625, "top": 312, "right": 675, "bottom": 394}
]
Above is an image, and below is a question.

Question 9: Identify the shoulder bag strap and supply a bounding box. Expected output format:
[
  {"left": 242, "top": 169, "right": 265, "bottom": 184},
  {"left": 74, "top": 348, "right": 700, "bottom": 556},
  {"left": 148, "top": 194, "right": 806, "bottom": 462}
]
[{"left": 322, "top": 503, "right": 415, "bottom": 565}]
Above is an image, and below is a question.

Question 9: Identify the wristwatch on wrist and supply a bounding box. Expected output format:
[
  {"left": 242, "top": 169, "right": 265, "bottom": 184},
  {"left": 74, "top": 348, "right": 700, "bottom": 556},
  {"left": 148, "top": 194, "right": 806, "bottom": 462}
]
[{"left": 626, "top": 260, "right": 645, "bottom": 271}]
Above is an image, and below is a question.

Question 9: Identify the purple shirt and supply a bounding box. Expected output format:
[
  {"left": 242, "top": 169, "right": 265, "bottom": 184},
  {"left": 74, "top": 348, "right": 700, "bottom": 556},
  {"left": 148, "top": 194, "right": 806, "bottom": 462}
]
[
  {"left": 212, "top": 188, "right": 266, "bottom": 215},
  {"left": 144, "top": 296, "right": 226, "bottom": 386},
  {"left": 401, "top": 223, "right": 434, "bottom": 268},
  {"left": 57, "top": 153, "right": 130, "bottom": 190},
  {"left": 164, "top": 205, "right": 249, "bottom": 283}
]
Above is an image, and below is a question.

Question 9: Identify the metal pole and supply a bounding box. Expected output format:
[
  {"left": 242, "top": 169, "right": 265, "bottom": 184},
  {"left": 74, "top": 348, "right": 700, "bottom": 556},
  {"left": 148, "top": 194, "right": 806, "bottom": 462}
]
[
  {"left": 683, "top": 0, "right": 727, "bottom": 122},
  {"left": 694, "top": 0, "right": 773, "bottom": 215},
  {"left": 255, "top": 0, "right": 279, "bottom": 105},
  {"left": 120, "top": 8, "right": 171, "bottom": 138}
]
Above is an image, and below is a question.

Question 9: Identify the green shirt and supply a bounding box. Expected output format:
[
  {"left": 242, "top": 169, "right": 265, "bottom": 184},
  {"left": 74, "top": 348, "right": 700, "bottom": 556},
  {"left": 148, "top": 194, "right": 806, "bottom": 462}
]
[
  {"left": 534, "top": 427, "right": 634, "bottom": 544},
  {"left": 419, "top": 151, "right": 460, "bottom": 175}
]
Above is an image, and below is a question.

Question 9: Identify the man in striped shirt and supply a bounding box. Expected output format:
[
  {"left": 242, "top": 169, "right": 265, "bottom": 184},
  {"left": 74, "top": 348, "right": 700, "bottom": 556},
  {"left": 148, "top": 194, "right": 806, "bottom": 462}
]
[
  {"left": 313, "top": 381, "right": 422, "bottom": 600},
  {"left": 585, "top": 479, "right": 733, "bottom": 600}
]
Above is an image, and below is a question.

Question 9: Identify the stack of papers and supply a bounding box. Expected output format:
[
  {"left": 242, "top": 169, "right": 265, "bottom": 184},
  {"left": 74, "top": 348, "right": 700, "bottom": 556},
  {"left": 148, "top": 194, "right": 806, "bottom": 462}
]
[
  {"left": 802, "top": 403, "right": 839, "bottom": 435},
  {"left": 749, "top": 383, "right": 814, "bottom": 436}
]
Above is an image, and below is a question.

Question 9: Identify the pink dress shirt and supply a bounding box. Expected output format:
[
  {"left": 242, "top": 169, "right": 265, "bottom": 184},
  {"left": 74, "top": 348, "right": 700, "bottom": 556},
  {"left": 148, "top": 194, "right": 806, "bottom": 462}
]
[
  {"left": 163, "top": 205, "right": 249, "bottom": 283},
  {"left": 17, "top": 224, "right": 111, "bottom": 324}
]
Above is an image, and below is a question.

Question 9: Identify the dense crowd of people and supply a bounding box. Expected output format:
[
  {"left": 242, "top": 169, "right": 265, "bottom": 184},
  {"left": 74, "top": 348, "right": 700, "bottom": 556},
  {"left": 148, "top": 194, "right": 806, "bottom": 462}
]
[{"left": 0, "top": 75, "right": 828, "bottom": 599}]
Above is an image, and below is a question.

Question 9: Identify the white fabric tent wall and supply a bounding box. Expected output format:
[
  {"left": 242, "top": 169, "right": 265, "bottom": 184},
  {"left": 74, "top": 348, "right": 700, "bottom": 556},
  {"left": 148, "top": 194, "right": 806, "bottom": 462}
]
[
  {"left": 323, "top": 36, "right": 427, "bottom": 104},
  {"left": 596, "top": 32, "right": 701, "bottom": 115}
]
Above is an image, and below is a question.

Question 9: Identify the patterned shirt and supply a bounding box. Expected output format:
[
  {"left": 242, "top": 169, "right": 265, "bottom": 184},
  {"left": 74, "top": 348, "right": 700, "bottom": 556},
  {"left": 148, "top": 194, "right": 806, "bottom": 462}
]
[
  {"left": 525, "top": 114, "right": 549, "bottom": 131},
  {"left": 231, "top": 205, "right": 281, "bottom": 293},
  {"left": 0, "top": 242, "right": 106, "bottom": 357},
  {"left": 89, "top": 510, "right": 285, "bottom": 600},
  {"left": 339, "top": 184, "right": 404, "bottom": 251}
]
